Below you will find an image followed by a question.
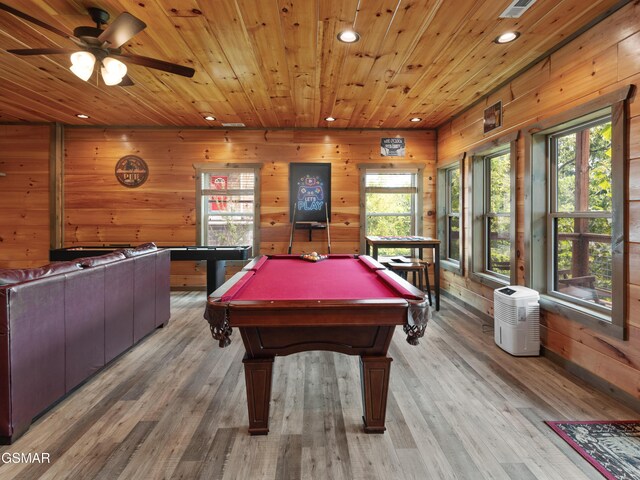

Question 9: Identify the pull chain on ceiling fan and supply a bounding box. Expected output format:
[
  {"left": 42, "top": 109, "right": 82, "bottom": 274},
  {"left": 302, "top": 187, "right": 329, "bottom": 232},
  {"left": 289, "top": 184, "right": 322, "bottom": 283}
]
[{"left": 0, "top": 3, "right": 195, "bottom": 86}]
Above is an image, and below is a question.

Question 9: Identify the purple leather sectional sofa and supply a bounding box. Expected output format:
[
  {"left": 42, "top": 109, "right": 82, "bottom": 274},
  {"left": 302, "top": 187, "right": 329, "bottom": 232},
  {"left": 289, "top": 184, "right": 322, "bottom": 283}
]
[{"left": 0, "top": 243, "right": 171, "bottom": 444}]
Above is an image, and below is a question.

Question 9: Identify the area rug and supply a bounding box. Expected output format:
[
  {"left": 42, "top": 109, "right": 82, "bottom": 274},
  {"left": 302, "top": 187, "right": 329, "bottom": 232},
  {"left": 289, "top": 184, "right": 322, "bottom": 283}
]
[{"left": 545, "top": 420, "right": 640, "bottom": 480}]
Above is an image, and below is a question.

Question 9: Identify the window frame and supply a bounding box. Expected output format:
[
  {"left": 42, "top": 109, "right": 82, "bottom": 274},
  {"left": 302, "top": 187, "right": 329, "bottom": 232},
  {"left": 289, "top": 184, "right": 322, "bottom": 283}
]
[
  {"left": 547, "top": 116, "right": 613, "bottom": 315},
  {"left": 194, "top": 163, "right": 262, "bottom": 255},
  {"left": 470, "top": 132, "right": 518, "bottom": 288},
  {"left": 358, "top": 163, "right": 424, "bottom": 255},
  {"left": 525, "top": 86, "right": 630, "bottom": 339},
  {"left": 437, "top": 156, "right": 464, "bottom": 274}
]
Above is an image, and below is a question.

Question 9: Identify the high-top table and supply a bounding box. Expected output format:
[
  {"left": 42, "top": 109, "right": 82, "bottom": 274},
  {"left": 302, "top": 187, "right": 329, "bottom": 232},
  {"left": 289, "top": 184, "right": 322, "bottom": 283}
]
[
  {"left": 50, "top": 245, "right": 252, "bottom": 295},
  {"left": 365, "top": 235, "right": 441, "bottom": 311}
]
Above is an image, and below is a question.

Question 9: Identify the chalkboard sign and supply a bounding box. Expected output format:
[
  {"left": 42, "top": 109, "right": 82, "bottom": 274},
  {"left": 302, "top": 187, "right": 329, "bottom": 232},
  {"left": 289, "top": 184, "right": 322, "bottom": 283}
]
[{"left": 289, "top": 163, "right": 331, "bottom": 222}]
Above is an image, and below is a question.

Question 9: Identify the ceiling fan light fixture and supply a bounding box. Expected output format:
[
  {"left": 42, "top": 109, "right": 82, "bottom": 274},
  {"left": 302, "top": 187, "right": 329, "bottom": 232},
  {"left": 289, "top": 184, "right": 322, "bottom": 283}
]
[
  {"left": 103, "top": 57, "right": 127, "bottom": 77},
  {"left": 2, "top": 4, "right": 195, "bottom": 89},
  {"left": 100, "top": 66, "right": 122, "bottom": 85},
  {"left": 69, "top": 51, "right": 95, "bottom": 81},
  {"left": 101, "top": 57, "right": 127, "bottom": 86}
]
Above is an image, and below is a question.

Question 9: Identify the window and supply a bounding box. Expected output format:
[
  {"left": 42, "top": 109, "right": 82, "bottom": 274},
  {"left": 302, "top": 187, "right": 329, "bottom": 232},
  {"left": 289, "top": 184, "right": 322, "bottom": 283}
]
[
  {"left": 527, "top": 86, "right": 629, "bottom": 338},
  {"left": 359, "top": 166, "right": 423, "bottom": 256},
  {"left": 437, "top": 160, "right": 463, "bottom": 273},
  {"left": 549, "top": 118, "right": 612, "bottom": 308},
  {"left": 195, "top": 165, "right": 261, "bottom": 254},
  {"left": 447, "top": 168, "right": 461, "bottom": 262},
  {"left": 471, "top": 135, "right": 517, "bottom": 286}
]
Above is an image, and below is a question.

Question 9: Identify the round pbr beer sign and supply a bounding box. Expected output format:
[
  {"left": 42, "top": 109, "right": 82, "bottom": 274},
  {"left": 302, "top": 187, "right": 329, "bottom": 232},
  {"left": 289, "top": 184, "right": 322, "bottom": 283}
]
[{"left": 115, "top": 155, "right": 149, "bottom": 188}]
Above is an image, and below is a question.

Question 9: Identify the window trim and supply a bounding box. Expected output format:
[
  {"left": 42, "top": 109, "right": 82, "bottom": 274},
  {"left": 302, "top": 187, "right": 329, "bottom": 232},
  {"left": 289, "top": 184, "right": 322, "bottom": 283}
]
[
  {"left": 193, "top": 162, "right": 262, "bottom": 255},
  {"left": 469, "top": 132, "right": 518, "bottom": 288},
  {"left": 525, "top": 86, "right": 631, "bottom": 339},
  {"left": 358, "top": 163, "right": 424, "bottom": 254},
  {"left": 437, "top": 155, "right": 464, "bottom": 275}
]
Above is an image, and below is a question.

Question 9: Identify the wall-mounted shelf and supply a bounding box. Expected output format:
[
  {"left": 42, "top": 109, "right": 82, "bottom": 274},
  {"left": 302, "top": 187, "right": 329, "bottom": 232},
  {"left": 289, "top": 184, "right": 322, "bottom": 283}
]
[{"left": 294, "top": 221, "right": 327, "bottom": 241}]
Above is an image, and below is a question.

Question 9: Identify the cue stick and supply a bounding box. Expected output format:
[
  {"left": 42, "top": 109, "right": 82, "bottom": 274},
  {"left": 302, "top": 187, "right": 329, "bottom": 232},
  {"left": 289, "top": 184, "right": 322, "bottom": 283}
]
[
  {"left": 325, "top": 202, "right": 331, "bottom": 254},
  {"left": 288, "top": 202, "right": 297, "bottom": 254}
]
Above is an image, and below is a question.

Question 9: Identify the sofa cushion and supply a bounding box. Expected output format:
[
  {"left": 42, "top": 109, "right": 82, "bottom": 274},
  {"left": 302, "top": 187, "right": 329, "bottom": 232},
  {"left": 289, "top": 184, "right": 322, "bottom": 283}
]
[
  {"left": 0, "top": 262, "right": 82, "bottom": 286},
  {"left": 78, "top": 251, "right": 127, "bottom": 267},
  {"left": 123, "top": 242, "right": 158, "bottom": 258}
]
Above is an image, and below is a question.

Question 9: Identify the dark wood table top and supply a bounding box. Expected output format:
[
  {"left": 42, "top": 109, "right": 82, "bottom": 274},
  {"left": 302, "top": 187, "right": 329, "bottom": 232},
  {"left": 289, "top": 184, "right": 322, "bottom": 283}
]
[{"left": 365, "top": 235, "right": 440, "bottom": 246}]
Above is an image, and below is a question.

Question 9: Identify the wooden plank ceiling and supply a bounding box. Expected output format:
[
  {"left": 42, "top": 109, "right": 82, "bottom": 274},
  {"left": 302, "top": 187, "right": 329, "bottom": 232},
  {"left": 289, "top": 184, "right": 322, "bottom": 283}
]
[{"left": 0, "top": 0, "right": 627, "bottom": 128}]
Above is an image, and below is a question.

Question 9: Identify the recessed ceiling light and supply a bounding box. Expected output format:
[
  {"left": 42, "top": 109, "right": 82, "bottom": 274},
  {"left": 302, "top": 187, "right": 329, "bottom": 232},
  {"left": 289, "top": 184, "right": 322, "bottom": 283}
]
[
  {"left": 337, "top": 30, "right": 360, "bottom": 43},
  {"left": 203, "top": 115, "right": 216, "bottom": 121},
  {"left": 494, "top": 31, "right": 520, "bottom": 44},
  {"left": 325, "top": 116, "right": 336, "bottom": 122},
  {"left": 76, "top": 113, "right": 90, "bottom": 119},
  {"left": 410, "top": 117, "right": 422, "bottom": 122}
]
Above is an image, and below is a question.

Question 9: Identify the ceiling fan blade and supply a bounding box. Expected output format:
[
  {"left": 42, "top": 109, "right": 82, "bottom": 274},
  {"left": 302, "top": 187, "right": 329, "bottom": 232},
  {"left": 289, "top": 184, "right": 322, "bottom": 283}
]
[
  {"left": 0, "top": 2, "right": 74, "bottom": 40},
  {"left": 118, "top": 74, "right": 134, "bottom": 87},
  {"left": 8, "top": 48, "right": 77, "bottom": 56},
  {"left": 111, "top": 52, "right": 195, "bottom": 78},
  {"left": 98, "top": 12, "right": 146, "bottom": 48}
]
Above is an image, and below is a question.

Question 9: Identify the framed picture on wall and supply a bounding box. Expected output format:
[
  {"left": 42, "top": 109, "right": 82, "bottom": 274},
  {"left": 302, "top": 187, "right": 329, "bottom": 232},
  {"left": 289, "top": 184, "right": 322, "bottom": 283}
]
[
  {"left": 483, "top": 101, "right": 502, "bottom": 133},
  {"left": 289, "top": 163, "right": 331, "bottom": 222},
  {"left": 380, "top": 137, "right": 406, "bottom": 157}
]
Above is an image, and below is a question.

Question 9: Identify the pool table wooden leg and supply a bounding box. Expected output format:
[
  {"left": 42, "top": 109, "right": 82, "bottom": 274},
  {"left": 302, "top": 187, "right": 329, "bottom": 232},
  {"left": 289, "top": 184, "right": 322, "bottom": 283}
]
[
  {"left": 242, "top": 355, "right": 274, "bottom": 435},
  {"left": 360, "top": 355, "right": 392, "bottom": 433}
]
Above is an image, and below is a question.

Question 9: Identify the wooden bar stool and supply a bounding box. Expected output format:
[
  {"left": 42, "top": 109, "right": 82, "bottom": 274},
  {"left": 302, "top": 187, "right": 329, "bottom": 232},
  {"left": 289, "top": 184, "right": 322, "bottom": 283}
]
[
  {"left": 387, "top": 258, "right": 426, "bottom": 291},
  {"left": 387, "top": 257, "right": 432, "bottom": 306}
]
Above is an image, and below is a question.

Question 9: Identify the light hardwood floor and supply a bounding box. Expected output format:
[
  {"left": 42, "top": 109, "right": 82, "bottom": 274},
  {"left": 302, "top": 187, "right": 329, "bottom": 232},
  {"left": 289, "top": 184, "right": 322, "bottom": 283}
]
[{"left": 0, "top": 292, "right": 636, "bottom": 480}]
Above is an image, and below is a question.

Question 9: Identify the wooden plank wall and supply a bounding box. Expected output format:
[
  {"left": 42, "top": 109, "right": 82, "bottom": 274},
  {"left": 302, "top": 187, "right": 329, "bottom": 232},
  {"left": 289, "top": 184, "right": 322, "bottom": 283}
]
[
  {"left": 63, "top": 128, "right": 436, "bottom": 288},
  {"left": 436, "top": 2, "right": 640, "bottom": 399},
  {"left": 0, "top": 125, "right": 50, "bottom": 268}
]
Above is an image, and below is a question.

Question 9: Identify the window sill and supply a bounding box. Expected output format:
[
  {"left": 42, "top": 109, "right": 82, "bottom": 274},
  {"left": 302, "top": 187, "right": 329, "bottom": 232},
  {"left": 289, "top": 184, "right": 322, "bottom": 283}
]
[
  {"left": 470, "top": 272, "right": 509, "bottom": 290},
  {"left": 441, "top": 259, "right": 462, "bottom": 276},
  {"left": 539, "top": 294, "right": 624, "bottom": 340}
]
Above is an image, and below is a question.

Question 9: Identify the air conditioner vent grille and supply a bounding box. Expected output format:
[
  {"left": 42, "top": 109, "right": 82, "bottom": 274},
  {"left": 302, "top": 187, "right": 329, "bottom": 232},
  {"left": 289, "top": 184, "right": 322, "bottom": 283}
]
[{"left": 499, "top": 0, "right": 536, "bottom": 18}]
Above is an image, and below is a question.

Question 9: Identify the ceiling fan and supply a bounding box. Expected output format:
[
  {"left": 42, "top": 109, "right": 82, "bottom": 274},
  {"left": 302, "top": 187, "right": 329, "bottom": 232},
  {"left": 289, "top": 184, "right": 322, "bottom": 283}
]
[{"left": 0, "top": 2, "right": 195, "bottom": 86}]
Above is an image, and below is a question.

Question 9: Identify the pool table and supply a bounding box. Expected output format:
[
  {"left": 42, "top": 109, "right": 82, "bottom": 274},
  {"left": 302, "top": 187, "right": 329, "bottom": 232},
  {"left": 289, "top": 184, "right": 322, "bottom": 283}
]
[{"left": 204, "top": 254, "right": 430, "bottom": 435}]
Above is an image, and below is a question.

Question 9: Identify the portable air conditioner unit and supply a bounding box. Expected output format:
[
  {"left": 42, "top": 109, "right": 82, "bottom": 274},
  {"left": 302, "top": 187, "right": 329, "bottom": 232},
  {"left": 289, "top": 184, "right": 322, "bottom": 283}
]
[{"left": 494, "top": 286, "right": 540, "bottom": 356}]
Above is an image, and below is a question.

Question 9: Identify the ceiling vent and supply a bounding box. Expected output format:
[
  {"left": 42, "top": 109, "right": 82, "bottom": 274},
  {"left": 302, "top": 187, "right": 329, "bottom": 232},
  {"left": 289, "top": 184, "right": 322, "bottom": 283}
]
[
  {"left": 221, "top": 123, "right": 246, "bottom": 127},
  {"left": 499, "top": 0, "right": 536, "bottom": 18}
]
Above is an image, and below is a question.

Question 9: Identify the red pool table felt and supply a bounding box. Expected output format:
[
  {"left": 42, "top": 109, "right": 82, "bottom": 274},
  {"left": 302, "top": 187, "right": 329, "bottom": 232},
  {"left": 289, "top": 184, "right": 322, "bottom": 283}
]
[{"left": 221, "top": 254, "right": 420, "bottom": 302}]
